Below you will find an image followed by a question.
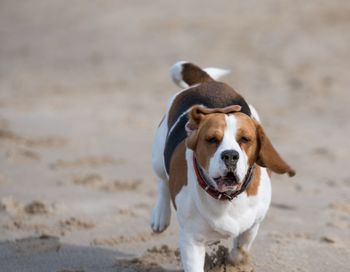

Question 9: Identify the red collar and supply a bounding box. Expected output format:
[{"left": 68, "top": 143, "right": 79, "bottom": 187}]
[{"left": 193, "top": 154, "right": 255, "bottom": 201}]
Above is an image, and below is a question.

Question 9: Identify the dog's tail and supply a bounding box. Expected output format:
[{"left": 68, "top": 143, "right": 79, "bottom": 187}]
[{"left": 170, "top": 61, "right": 230, "bottom": 89}]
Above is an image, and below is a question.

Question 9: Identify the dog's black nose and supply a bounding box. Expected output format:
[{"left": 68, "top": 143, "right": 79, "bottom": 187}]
[{"left": 221, "top": 150, "right": 239, "bottom": 168}]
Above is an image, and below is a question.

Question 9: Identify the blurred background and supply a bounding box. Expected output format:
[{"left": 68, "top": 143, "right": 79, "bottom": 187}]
[{"left": 0, "top": 1, "right": 349, "bottom": 271}]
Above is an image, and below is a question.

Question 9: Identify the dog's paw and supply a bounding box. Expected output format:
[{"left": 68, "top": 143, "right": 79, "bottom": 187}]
[
  {"left": 150, "top": 201, "right": 171, "bottom": 233},
  {"left": 228, "top": 248, "right": 250, "bottom": 266}
]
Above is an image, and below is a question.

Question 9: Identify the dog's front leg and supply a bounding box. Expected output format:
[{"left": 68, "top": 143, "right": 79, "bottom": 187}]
[
  {"left": 229, "top": 223, "right": 260, "bottom": 265},
  {"left": 179, "top": 229, "right": 206, "bottom": 272},
  {"left": 150, "top": 179, "right": 171, "bottom": 233}
]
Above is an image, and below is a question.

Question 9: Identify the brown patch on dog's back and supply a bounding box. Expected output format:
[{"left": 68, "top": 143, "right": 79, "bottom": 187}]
[
  {"left": 167, "top": 82, "right": 250, "bottom": 128},
  {"left": 169, "top": 141, "right": 187, "bottom": 209}
]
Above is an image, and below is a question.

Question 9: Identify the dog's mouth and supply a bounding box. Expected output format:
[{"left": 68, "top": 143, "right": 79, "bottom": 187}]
[{"left": 214, "top": 171, "right": 241, "bottom": 193}]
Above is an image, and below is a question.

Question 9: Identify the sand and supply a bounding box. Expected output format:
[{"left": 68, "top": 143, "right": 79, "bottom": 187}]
[{"left": 0, "top": 1, "right": 349, "bottom": 271}]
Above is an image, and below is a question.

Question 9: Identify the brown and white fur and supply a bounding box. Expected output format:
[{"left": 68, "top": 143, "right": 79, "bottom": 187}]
[{"left": 150, "top": 61, "right": 295, "bottom": 272}]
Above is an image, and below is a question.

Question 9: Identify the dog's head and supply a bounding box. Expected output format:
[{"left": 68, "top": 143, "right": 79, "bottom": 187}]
[{"left": 186, "top": 105, "right": 295, "bottom": 193}]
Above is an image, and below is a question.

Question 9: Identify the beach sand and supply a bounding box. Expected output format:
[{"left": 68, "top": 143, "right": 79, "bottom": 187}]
[{"left": 0, "top": 1, "right": 349, "bottom": 271}]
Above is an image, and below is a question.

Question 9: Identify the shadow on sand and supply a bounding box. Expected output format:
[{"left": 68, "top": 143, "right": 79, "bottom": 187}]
[{"left": 0, "top": 235, "right": 179, "bottom": 272}]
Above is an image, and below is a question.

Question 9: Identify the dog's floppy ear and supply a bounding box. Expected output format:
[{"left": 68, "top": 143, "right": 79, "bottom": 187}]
[
  {"left": 188, "top": 104, "right": 242, "bottom": 124},
  {"left": 185, "top": 106, "right": 206, "bottom": 150},
  {"left": 255, "top": 122, "right": 295, "bottom": 177}
]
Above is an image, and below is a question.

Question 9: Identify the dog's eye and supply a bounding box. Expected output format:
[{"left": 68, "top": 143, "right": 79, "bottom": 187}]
[
  {"left": 207, "top": 137, "right": 218, "bottom": 144},
  {"left": 239, "top": 136, "right": 250, "bottom": 144}
]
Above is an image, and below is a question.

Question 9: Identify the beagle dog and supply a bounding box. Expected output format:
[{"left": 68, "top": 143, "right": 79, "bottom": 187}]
[{"left": 150, "top": 61, "right": 295, "bottom": 272}]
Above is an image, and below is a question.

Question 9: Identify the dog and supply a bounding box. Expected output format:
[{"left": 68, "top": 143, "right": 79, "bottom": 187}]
[{"left": 150, "top": 61, "right": 295, "bottom": 271}]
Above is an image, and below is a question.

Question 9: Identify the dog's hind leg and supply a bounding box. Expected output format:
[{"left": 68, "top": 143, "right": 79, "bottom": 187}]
[
  {"left": 228, "top": 223, "right": 260, "bottom": 265},
  {"left": 150, "top": 114, "right": 171, "bottom": 233}
]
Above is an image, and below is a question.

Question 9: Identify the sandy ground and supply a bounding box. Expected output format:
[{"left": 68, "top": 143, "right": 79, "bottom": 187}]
[{"left": 0, "top": 1, "right": 349, "bottom": 271}]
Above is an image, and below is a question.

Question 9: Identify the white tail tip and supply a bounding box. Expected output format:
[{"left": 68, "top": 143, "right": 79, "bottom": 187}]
[
  {"left": 170, "top": 61, "right": 189, "bottom": 89},
  {"left": 203, "top": 67, "right": 230, "bottom": 80}
]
